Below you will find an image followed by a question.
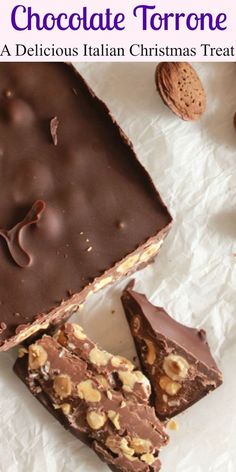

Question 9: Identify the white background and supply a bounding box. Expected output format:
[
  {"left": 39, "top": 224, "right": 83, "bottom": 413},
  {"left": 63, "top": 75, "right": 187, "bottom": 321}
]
[{"left": 0, "top": 62, "right": 236, "bottom": 471}]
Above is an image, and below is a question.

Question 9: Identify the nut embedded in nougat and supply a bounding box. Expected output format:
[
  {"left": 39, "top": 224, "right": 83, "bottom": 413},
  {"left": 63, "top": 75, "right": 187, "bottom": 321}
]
[
  {"left": 111, "top": 355, "right": 134, "bottom": 371},
  {"left": 141, "top": 453, "right": 156, "bottom": 466},
  {"left": 118, "top": 370, "right": 151, "bottom": 396},
  {"left": 163, "top": 354, "right": 189, "bottom": 382},
  {"left": 53, "top": 374, "right": 72, "bottom": 399},
  {"left": 89, "top": 347, "right": 112, "bottom": 367},
  {"left": 108, "top": 410, "right": 121, "bottom": 430},
  {"left": 72, "top": 324, "right": 87, "bottom": 341},
  {"left": 86, "top": 410, "right": 107, "bottom": 430},
  {"left": 77, "top": 380, "right": 101, "bottom": 403},
  {"left": 144, "top": 339, "right": 156, "bottom": 365},
  {"left": 28, "top": 344, "right": 48, "bottom": 370},
  {"left": 130, "top": 437, "right": 152, "bottom": 455},
  {"left": 159, "top": 375, "right": 182, "bottom": 396}
]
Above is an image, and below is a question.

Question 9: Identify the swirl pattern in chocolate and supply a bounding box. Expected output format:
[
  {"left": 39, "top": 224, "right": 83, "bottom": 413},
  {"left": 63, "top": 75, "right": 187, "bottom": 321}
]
[{"left": 0, "top": 200, "right": 45, "bottom": 268}]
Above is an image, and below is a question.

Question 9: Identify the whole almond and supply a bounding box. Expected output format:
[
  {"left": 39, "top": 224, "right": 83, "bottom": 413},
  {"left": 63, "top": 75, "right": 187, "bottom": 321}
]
[{"left": 155, "top": 62, "right": 206, "bottom": 121}]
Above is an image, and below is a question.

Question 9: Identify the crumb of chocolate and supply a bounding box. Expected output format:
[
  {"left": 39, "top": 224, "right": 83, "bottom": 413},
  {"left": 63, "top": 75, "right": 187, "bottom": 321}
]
[
  {"left": 5, "top": 89, "right": 14, "bottom": 98},
  {"left": 116, "top": 221, "right": 125, "bottom": 229},
  {"left": 50, "top": 116, "right": 59, "bottom": 146}
]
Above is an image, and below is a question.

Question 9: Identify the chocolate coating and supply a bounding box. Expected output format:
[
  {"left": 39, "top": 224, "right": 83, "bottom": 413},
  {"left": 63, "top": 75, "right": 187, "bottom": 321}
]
[
  {"left": 122, "top": 284, "right": 223, "bottom": 420},
  {"left": 14, "top": 324, "right": 169, "bottom": 471},
  {"left": 0, "top": 63, "right": 172, "bottom": 350}
]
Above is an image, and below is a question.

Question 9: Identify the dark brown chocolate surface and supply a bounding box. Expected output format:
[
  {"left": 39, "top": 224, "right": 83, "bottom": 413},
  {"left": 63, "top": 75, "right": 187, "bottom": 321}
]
[
  {"left": 14, "top": 324, "right": 169, "bottom": 472},
  {"left": 0, "top": 63, "right": 172, "bottom": 350},
  {"left": 122, "top": 284, "right": 223, "bottom": 420}
]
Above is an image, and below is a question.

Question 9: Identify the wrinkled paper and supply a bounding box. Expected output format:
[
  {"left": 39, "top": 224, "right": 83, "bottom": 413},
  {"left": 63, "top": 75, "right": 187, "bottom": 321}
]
[{"left": 0, "top": 62, "right": 235, "bottom": 472}]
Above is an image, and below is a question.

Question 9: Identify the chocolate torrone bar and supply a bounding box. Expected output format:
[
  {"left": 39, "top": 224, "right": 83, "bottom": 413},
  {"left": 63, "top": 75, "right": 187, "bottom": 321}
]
[
  {"left": 122, "top": 284, "right": 223, "bottom": 420},
  {"left": 14, "top": 323, "right": 169, "bottom": 472},
  {"left": 0, "top": 63, "right": 172, "bottom": 351}
]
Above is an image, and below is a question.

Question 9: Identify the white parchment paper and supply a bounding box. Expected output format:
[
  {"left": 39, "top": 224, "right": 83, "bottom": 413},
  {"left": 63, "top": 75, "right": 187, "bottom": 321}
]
[{"left": 0, "top": 62, "right": 235, "bottom": 472}]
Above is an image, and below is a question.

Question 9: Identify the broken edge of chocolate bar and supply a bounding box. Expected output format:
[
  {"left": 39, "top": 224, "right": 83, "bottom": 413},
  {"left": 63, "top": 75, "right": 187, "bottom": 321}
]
[
  {"left": 14, "top": 323, "right": 169, "bottom": 472},
  {"left": 121, "top": 283, "right": 223, "bottom": 420}
]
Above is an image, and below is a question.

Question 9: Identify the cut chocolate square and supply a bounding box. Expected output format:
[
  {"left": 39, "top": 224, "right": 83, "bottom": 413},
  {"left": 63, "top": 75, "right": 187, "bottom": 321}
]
[
  {"left": 122, "top": 284, "right": 223, "bottom": 420},
  {"left": 14, "top": 323, "right": 169, "bottom": 472},
  {"left": 0, "top": 63, "right": 172, "bottom": 351}
]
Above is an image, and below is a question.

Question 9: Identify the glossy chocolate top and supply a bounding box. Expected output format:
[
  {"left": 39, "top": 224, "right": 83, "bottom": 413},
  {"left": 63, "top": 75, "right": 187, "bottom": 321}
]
[
  {"left": 122, "top": 286, "right": 219, "bottom": 371},
  {"left": 0, "top": 63, "right": 172, "bottom": 345}
]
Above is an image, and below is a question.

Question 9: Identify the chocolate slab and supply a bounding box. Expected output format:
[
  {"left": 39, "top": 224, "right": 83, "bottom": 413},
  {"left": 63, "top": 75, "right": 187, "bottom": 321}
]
[
  {"left": 0, "top": 63, "right": 172, "bottom": 351},
  {"left": 122, "top": 284, "right": 223, "bottom": 420},
  {"left": 14, "top": 324, "right": 169, "bottom": 472}
]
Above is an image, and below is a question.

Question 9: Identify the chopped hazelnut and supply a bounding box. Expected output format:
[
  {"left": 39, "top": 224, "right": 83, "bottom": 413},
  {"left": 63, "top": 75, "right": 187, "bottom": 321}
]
[
  {"left": 167, "top": 419, "right": 179, "bottom": 431},
  {"left": 144, "top": 339, "right": 156, "bottom": 365},
  {"left": 119, "top": 370, "right": 150, "bottom": 395},
  {"left": 111, "top": 355, "right": 134, "bottom": 371},
  {"left": 89, "top": 347, "right": 112, "bottom": 366},
  {"left": 18, "top": 347, "right": 28, "bottom": 358},
  {"left": 117, "top": 254, "right": 139, "bottom": 274},
  {"left": 130, "top": 437, "right": 152, "bottom": 454},
  {"left": 61, "top": 403, "right": 71, "bottom": 415},
  {"left": 53, "top": 403, "right": 71, "bottom": 415},
  {"left": 95, "top": 375, "right": 110, "bottom": 390},
  {"left": 53, "top": 374, "right": 72, "bottom": 399},
  {"left": 28, "top": 344, "right": 48, "bottom": 370},
  {"left": 77, "top": 380, "right": 101, "bottom": 403},
  {"left": 132, "top": 316, "right": 140, "bottom": 333},
  {"left": 141, "top": 453, "right": 156, "bottom": 465},
  {"left": 159, "top": 375, "right": 182, "bottom": 396},
  {"left": 108, "top": 410, "right": 121, "bottom": 430},
  {"left": 120, "top": 438, "right": 135, "bottom": 457},
  {"left": 72, "top": 324, "right": 87, "bottom": 341},
  {"left": 86, "top": 410, "right": 107, "bottom": 430},
  {"left": 163, "top": 354, "right": 189, "bottom": 381},
  {"left": 162, "top": 394, "right": 168, "bottom": 403}
]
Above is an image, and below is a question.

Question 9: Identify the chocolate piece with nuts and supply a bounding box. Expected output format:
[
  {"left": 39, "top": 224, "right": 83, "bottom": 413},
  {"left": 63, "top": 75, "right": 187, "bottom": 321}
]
[
  {"left": 14, "top": 324, "right": 169, "bottom": 472},
  {"left": 122, "top": 285, "right": 223, "bottom": 420},
  {"left": 54, "top": 323, "right": 151, "bottom": 403},
  {"left": 155, "top": 62, "right": 206, "bottom": 121}
]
